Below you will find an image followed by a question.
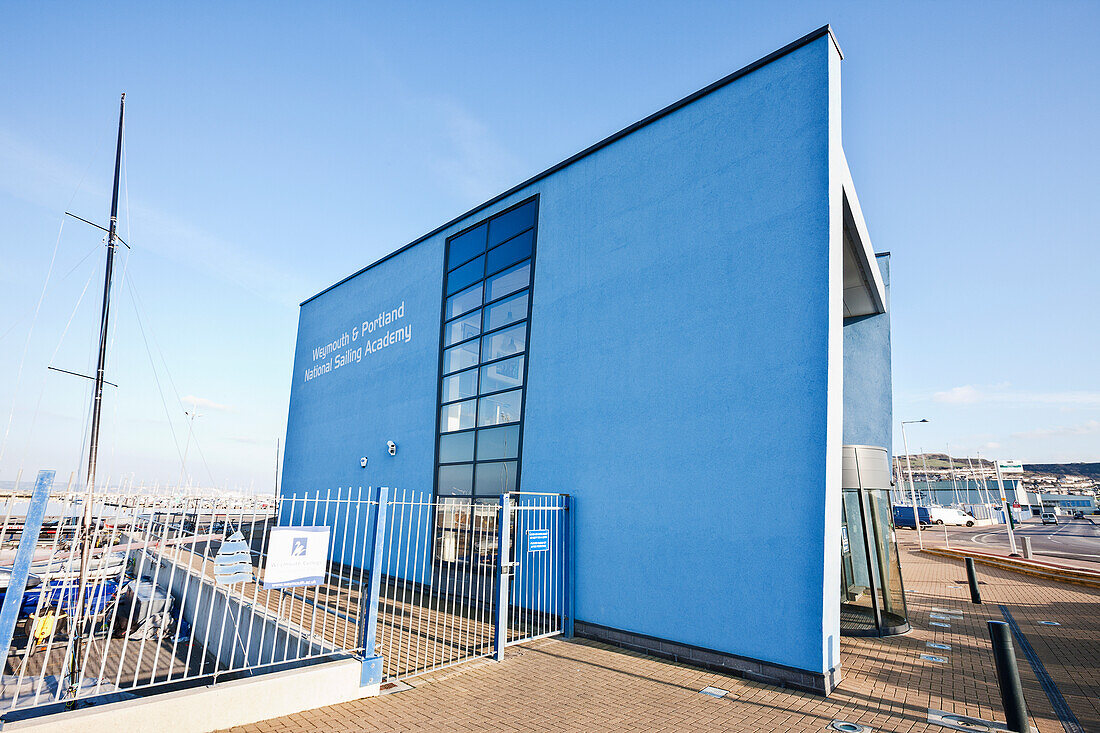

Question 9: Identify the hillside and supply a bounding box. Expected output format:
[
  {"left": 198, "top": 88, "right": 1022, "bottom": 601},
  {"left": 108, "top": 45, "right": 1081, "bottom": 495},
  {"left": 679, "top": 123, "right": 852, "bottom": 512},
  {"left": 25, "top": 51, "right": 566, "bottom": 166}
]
[{"left": 1023, "top": 463, "right": 1100, "bottom": 480}]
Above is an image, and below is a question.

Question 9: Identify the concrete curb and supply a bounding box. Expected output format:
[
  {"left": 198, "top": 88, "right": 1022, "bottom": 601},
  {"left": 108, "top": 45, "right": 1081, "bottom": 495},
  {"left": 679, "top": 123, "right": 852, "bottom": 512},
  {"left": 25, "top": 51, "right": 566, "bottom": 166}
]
[{"left": 921, "top": 547, "right": 1100, "bottom": 589}]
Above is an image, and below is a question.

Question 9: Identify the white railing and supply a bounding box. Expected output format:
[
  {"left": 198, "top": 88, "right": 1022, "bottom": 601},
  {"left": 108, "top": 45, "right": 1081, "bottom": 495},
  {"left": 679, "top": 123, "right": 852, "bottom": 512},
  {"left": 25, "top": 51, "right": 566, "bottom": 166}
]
[
  {"left": 0, "top": 486, "right": 570, "bottom": 713},
  {"left": 0, "top": 490, "right": 372, "bottom": 713}
]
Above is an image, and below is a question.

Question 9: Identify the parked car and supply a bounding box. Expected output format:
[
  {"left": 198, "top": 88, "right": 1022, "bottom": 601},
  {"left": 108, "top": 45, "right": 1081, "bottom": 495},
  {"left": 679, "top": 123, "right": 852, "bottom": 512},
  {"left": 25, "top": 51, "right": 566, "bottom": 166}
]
[
  {"left": 928, "top": 506, "right": 977, "bottom": 527},
  {"left": 1073, "top": 511, "right": 1084, "bottom": 519},
  {"left": 1041, "top": 512, "right": 1059, "bottom": 525}
]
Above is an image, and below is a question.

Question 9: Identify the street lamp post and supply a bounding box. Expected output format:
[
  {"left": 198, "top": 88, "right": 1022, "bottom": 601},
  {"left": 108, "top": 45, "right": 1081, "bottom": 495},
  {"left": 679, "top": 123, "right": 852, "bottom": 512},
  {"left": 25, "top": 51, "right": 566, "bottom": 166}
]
[{"left": 901, "top": 419, "right": 929, "bottom": 550}]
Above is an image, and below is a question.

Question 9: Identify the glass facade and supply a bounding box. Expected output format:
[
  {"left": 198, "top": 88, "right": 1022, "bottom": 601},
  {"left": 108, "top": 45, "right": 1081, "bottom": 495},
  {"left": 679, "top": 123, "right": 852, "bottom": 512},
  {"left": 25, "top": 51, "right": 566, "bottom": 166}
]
[
  {"left": 435, "top": 197, "right": 537, "bottom": 499},
  {"left": 840, "top": 445, "right": 910, "bottom": 637}
]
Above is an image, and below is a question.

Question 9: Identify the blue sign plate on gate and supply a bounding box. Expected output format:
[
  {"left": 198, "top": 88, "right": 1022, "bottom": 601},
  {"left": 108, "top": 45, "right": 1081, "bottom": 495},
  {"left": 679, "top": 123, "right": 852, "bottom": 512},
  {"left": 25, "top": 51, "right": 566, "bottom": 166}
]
[{"left": 527, "top": 528, "right": 550, "bottom": 552}]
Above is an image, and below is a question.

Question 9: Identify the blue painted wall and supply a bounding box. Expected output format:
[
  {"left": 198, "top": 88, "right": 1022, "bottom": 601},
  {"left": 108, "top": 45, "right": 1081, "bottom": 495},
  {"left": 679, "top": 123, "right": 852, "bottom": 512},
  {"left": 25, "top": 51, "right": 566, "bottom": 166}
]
[
  {"left": 843, "top": 253, "right": 892, "bottom": 456},
  {"left": 282, "top": 33, "right": 868, "bottom": 680}
]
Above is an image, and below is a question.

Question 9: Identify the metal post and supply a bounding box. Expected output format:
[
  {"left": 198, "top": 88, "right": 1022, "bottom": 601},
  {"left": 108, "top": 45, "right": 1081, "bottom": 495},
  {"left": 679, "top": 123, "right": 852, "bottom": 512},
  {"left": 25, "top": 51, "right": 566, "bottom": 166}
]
[
  {"left": 1022, "top": 536, "right": 1033, "bottom": 560},
  {"left": 0, "top": 471, "right": 54, "bottom": 658},
  {"left": 994, "top": 462, "right": 1019, "bottom": 556},
  {"left": 988, "top": 621, "right": 1029, "bottom": 733},
  {"left": 562, "top": 495, "right": 574, "bottom": 639},
  {"left": 494, "top": 493, "right": 512, "bottom": 661},
  {"left": 359, "top": 486, "right": 388, "bottom": 687},
  {"left": 965, "top": 558, "right": 982, "bottom": 604},
  {"left": 901, "top": 422, "right": 924, "bottom": 549}
]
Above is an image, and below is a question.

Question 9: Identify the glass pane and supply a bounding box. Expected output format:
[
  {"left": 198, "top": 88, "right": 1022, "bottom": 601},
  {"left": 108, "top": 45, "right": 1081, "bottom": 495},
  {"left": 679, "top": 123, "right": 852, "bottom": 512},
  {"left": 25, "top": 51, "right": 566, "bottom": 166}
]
[
  {"left": 475, "top": 461, "right": 518, "bottom": 495},
  {"left": 439, "top": 431, "right": 474, "bottom": 463},
  {"left": 437, "top": 464, "right": 473, "bottom": 496},
  {"left": 480, "top": 355, "right": 524, "bottom": 394},
  {"left": 482, "top": 323, "right": 526, "bottom": 362},
  {"left": 478, "top": 389, "right": 522, "bottom": 427},
  {"left": 483, "top": 291, "right": 527, "bottom": 332},
  {"left": 447, "top": 223, "right": 487, "bottom": 269},
  {"left": 477, "top": 425, "right": 520, "bottom": 460},
  {"left": 444, "top": 311, "right": 481, "bottom": 347},
  {"left": 487, "top": 200, "right": 536, "bottom": 248},
  {"left": 446, "top": 283, "right": 482, "bottom": 320},
  {"left": 442, "top": 340, "right": 479, "bottom": 375},
  {"left": 486, "top": 229, "right": 533, "bottom": 275},
  {"left": 485, "top": 262, "right": 530, "bottom": 302},
  {"left": 446, "top": 255, "right": 484, "bottom": 296},
  {"left": 441, "top": 367, "right": 478, "bottom": 403},
  {"left": 440, "top": 399, "right": 476, "bottom": 432}
]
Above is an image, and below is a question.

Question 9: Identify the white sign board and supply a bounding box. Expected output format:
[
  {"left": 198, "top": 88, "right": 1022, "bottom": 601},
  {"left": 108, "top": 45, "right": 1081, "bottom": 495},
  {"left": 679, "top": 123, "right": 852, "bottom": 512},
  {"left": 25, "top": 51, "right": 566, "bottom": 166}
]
[
  {"left": 263, "top": 526, "right": 330, "bottom": 589},
  {"left": 997, "top": 460, "right": 1024, "bottom": 474}
]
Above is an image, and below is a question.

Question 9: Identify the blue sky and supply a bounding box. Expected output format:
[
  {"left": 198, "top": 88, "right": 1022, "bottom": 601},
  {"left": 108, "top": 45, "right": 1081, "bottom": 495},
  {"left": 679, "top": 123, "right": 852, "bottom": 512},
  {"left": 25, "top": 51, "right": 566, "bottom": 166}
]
[{"left": 1, "top": 1, "right": 1097, "bottom": 489}]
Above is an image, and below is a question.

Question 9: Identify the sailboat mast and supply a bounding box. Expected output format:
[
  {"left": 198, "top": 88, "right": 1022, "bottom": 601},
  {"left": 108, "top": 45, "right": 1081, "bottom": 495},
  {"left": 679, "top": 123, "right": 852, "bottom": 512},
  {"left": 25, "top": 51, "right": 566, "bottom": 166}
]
[
  {"left": 86, "top": 92, "right": 125, "bottom": 492},
  {"left": 68, "top": 93, "right": 125, "bottom": 698}
]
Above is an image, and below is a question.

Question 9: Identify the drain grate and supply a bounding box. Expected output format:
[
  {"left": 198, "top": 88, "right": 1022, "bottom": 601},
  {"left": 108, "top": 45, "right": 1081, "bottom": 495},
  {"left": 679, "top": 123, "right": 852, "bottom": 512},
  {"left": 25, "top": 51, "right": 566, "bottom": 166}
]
[
  {"left": 828, "top": 721, "right": 869, "bottom": 732},
  {"left": 699, "top": 686, "right": 729, "bottom": 698},
  {"left": 379, "top": 679, "right": 414, "bottom": 695},
  {"left": 928, "top": 707, "right": 1038, "bottom": 732}
]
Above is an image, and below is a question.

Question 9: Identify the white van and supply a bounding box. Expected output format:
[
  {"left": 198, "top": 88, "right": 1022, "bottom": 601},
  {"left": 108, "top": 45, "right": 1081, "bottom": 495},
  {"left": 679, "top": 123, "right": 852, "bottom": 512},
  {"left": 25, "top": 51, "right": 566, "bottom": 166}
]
[{"left": 929, "top": 506, "right": 977, "bottom": 527}]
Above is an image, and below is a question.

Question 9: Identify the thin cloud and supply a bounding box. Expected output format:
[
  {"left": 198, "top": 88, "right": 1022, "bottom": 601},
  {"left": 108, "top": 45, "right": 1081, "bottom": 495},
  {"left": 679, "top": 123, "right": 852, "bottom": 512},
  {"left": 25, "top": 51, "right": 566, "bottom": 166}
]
[
  {"left": 931, "top": 384, "right": 1100, "bottom": 407},
  {"left": 182, "top": 395, "right": 232, "bottom": 413},
  {"left": 1013, "top": 420, "right": 1100, "bottom": 439}
]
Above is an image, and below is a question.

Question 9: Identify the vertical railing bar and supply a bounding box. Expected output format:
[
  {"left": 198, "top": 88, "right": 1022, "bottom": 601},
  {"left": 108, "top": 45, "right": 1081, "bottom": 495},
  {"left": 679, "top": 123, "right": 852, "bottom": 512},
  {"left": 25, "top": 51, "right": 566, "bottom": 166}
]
[
  {"left": 428, "top": 500, "right": 444, "bottom": 673},
  {"left": 108, "top": 496, "right": 153, "bottom": 692},
  {"left": 237, "top": 497, "right": 265, "bottom": 673},
  {"left": 442, "top": 501, "right": 458, "bottom": 666},
  {"left": 306, "top": 489, "right": 330, "bottom": 654},
  {"left": 280, "top": 494, "right": 300, "bottom": 665},
  {"left": 74, "top": 509, "right": 118, "bottom": 697},
  {"left": 351, "top": 488, "right": 371, "bottom": 654},
  {"left": 399, "top": 489, "right": 416, "bottom": 675},
  {"left": 227, "top": 496, "right": 252, "bottom": 672},
  {"left": 29, "top": 495, "right": 85, "bottom": 706},
  {"left": 329, "top": 487, "right": 351, "bottom": 650},
  {"left": 11, "top": 489, "right": 71, "bottom": 709},
  {"left": 473, "top": 501, "right": 489, "bottom": 656},
  {"left": 210, "top": 500, "right": 244, "bottom": 676},
  {"left": 182, "top": 495, "right": 218, "bottom": 681},
  {"left": 409, "top": 493, "right": 427, "bottom": 676},
  {"left": 92, "top": 495, "right": 145, "bottom": 695},
  {"left": 251, "top": 495, "right": 279, "bottom": 669},
  {"left": 340, "top": 489, "right": 361, "bottom": 652},
  {"left": 187, "top": 494, "right": 221, "bottom": 682},
  {"left": 379, "top": 492, "right": 397, "bottom": 676},
  {"left": 164, "top": 496, "right": 198, "bottom": 683},
  {"left": 129, "top": 501, "right": 178, "bottom": 689},
  {"left": 140, "top": 502, "right": 182, "bottom": 685}
]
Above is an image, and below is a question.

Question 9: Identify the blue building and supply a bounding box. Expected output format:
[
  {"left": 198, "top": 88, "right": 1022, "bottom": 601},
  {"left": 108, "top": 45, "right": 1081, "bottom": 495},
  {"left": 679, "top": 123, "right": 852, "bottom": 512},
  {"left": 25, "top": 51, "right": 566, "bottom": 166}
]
[{"left": 282, "top": 26, "right": 891, "bottom": 694}]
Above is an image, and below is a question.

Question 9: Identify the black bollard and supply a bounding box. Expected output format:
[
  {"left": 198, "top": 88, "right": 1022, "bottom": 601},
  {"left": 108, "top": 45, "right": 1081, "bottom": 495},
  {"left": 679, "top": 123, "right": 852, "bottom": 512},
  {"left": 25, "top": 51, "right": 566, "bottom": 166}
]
[
  {"left": 988, "top": 621, "right": 1028, "bottom": 733},
  {"left": 966, "top": 557, "right": 982, "bottom": 604}
]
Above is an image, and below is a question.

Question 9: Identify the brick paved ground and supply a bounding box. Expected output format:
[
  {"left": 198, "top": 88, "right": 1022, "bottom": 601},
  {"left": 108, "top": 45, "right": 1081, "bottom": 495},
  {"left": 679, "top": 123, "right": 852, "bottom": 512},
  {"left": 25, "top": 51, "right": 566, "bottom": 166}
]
[{"left": 224, "top": 542, "right": 1099, "bottom": 732}]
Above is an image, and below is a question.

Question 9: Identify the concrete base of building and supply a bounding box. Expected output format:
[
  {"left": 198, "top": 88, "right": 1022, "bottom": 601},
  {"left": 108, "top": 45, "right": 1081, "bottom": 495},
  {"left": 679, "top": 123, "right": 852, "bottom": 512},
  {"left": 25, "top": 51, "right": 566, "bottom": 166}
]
[
  {"left": 1, "top": 657, "right": 379, "bottom": 733},
  {"left": 575, "top": 621, "right": 840, "bottom": 695}
]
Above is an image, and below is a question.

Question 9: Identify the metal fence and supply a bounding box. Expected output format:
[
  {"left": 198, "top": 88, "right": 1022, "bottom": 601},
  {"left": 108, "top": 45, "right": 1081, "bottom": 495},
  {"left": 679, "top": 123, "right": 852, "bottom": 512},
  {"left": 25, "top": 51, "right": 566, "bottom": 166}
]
[
  {"left": 371, "top": 491, "right": 568, "bottom": 680},
  {"left": 0, "top": 484, "right": 569, "bottom": 713}
]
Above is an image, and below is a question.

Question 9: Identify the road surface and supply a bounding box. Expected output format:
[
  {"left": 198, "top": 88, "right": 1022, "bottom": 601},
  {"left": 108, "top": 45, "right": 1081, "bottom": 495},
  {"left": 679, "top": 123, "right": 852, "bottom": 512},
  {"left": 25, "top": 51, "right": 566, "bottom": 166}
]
[{"left": 944, "top": 516, "right": 1100, "bottom": 568}]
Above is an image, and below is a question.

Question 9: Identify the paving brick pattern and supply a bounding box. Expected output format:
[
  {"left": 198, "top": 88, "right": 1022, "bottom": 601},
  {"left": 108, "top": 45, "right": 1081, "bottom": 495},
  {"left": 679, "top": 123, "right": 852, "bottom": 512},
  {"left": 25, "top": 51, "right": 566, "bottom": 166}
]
[{"left": 224, "top": 543, "right": 1099, "bottom": 732}]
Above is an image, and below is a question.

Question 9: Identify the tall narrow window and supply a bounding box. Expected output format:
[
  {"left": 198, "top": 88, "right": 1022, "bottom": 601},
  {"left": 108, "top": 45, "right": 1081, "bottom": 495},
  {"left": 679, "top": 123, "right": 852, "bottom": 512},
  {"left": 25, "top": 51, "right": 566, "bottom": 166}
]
[{"left": 435, "top": 197, "right": 537, "bottom": 499}]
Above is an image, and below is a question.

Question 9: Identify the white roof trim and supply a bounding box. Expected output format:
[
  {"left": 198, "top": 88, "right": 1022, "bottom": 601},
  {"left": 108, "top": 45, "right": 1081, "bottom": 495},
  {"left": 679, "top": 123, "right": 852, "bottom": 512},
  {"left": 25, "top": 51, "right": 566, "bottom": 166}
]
[{"left": 837, "top": 150, "right": 886, "bottom": 316}]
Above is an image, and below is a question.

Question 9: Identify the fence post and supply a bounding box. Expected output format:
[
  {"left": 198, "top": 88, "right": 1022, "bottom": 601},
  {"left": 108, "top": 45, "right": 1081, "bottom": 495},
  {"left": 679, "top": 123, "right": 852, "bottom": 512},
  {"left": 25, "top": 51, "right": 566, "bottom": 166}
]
[
  {"left": 988, "top": 621, "right": 1029, "bottom": 733},
  {"left": 966, "top": 557, "right": 982, "bottom": 604},
  {"left": 494, "top": 493, "right": 512, "bottom": 661},
  {"left": 563, "top": 495, "right": 574, "bottom": 639},
  {"left": 360, "top": 486, "right": 388, "bottom": 687},
  {"left": 0, "top": 470, "right": 54, "bottom": 658}
]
